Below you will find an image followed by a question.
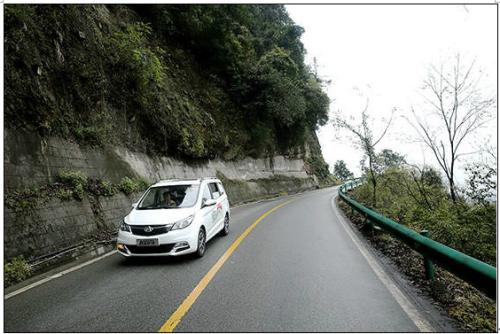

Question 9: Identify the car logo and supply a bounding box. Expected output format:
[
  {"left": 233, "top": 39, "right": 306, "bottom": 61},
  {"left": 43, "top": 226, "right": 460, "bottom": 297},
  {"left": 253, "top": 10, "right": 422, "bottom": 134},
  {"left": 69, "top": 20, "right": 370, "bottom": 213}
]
[{"left": 144, "top": 226, "right": 153, "bottom": 232}]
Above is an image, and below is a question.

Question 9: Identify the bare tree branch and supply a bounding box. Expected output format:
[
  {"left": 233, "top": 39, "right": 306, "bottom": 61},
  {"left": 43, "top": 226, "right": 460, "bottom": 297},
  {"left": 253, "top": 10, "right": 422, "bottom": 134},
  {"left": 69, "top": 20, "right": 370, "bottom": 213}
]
[
  {"left": 334, "top": 98, "right": 394, "bottom": 207},
  {"left": 406, "top": 55, "right": 495, "bottom": 202}
]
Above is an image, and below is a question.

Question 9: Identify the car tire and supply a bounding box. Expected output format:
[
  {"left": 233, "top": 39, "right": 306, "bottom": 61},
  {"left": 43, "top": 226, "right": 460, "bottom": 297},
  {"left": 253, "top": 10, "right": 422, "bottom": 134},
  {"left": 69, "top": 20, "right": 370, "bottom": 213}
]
[
  {"left": 195, "top": 228, "right": 206, "bottom": 258},
  {"left": 220, "top": 214, "right": 229, "bottom": 236}
]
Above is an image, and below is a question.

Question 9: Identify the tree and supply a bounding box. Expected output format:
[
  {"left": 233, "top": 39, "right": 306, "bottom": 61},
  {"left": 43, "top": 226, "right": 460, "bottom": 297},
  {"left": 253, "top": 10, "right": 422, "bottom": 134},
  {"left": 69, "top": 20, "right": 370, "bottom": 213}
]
[
  {"left": 335, "top": 100, "right": 394, "bottom": 207},
  {"left": 333, "top": 160, "right": 353, "bottom": 181},
  {"left": 406, "top": 55, "right": 495, "bottom": 202},
  {"left": 464, "top": 143, "right": 497, "bottom": 204},
  {"left": 465, "top": 162, "right": 496, "bottom": 204},
  {"left": 376, "top": 149, "right": 405, "bottom": 170}
]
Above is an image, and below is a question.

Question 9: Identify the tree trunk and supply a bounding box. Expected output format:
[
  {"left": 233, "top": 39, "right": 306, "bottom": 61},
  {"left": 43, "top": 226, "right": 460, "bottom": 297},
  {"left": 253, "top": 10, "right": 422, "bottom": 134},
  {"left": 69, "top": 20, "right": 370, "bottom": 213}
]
[
  {"left": 449, "top": 178, "right": 457, "bottom": 203},
  {"left": 369, "top": 156, "right": 377, "bottom": 207},
  {"left": 371, "top": 177, "right": 377, "bottom": 208}
]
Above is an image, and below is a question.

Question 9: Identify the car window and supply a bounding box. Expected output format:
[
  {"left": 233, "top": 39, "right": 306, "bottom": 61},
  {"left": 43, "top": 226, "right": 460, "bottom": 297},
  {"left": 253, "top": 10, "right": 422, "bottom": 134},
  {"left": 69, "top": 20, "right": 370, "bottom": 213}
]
[
  {"left": 140, "top": 190, "right": 156, "bottom": 208},
  {"left": 137, "top": 185, "right": 200, "bottom": 209},
  {"left": 202, "top": 185, "right": 212, "bottom": 202},
  {"left": 217, "top": 182, "right": 225, "bottom": 195},
  {"left": 209, "top": 182, "right": 221, "bottom": 199}
]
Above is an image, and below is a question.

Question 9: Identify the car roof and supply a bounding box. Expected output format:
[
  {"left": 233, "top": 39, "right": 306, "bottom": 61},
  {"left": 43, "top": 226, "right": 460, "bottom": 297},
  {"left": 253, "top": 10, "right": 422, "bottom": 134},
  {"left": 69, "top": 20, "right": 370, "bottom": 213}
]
[{"left": 150, "top": 177, "right": 220, "bottom": 188}]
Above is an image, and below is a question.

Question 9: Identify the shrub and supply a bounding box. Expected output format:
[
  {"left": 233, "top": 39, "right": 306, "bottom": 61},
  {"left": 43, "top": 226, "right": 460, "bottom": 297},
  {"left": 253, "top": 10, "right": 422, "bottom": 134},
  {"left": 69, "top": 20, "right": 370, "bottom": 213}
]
[
  {"left": 86, "top": 179, "right": 118, "bottom": 197},
  {"left": 100, "top": 180, "right": 118, "bottom": 197},
  {"left": 57, "top": 170, "right": 88, "bottom": 200},
  {"left": 73, "top": 184, "right": 85, "bottom": 200},
  {"left": 119, "top": 176, "right": 150, "bottom": 195},
  {"left": 73, "top": 126, "right": 106, "bottom": 147},
  {"left": 351, "top": 166, "right": 496, "bottom": 265},
  {"left": 111, "top": 22, "right": 165, "bottom": 89},
  {"left": 55, "top": 188, "right": 73, "bottom": 201},
  {"left": 4, "top": 257, "right": 32, "bottom": 287},
  {"left": 306, "top": 155, "right": 332, "bottom": 185},
  {"left": 57, "top": 170, "right": 88, "bottom": 188}
]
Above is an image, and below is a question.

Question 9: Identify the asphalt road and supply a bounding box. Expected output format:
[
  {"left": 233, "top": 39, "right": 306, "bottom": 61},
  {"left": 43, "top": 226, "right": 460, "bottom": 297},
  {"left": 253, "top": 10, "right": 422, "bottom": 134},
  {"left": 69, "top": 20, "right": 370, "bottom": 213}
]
[{"left": 4, "top": 187, "right": 449, "bottom": 332}]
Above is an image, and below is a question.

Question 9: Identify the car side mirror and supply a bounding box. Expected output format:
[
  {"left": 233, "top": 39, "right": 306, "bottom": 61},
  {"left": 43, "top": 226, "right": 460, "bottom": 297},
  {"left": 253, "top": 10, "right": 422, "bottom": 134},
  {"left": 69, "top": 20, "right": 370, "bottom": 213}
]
[
  {"left": 131, "top": 202, "right": 138, "bottom": 209},
  {"left": 202, "top": 198, "right": 216, "bottom": 208}
]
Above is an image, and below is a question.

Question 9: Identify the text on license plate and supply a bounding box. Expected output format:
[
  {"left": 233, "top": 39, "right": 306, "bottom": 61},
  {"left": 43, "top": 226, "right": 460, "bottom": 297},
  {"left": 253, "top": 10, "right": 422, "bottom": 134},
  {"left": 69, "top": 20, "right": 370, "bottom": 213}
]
[{"left": 137, "top": 238, "right": 159, "bottom": 247}]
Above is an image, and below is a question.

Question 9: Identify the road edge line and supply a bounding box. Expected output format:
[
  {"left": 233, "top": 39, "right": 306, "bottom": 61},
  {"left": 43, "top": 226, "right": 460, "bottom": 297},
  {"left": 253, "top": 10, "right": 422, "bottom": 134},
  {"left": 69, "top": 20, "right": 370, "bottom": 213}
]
[
  {"left": 330, "top": 193, "right": 434, "bottom": 333},
  {"left": 5, "top": 250, "right": 117, "bottom": 300},
  {"left": 158, "top": 199, "right": 295, "bottom": 332}
]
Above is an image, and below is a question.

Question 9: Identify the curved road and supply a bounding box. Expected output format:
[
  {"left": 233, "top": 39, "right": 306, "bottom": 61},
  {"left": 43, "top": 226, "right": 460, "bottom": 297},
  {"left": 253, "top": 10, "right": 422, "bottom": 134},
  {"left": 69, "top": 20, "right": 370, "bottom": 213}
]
[{"left": 5, "top": 187, "right": 450, "bottom": 332}]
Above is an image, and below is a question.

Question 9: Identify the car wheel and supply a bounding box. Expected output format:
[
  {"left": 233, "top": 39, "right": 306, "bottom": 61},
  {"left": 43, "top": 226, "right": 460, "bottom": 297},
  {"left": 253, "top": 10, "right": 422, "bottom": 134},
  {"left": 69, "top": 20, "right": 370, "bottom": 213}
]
[
  {"left": 220, "top": 214, "right": 229, "bottom": 236},
  {"left": 196, "top": 228, "right": 206, "bottom": 258}
]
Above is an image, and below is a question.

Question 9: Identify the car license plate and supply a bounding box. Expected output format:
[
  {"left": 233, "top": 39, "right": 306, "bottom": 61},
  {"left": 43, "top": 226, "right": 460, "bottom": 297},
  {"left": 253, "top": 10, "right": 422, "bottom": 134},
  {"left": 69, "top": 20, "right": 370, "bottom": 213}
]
[{"left": 137, "top": 238, "right": 159, "bottom": 247}]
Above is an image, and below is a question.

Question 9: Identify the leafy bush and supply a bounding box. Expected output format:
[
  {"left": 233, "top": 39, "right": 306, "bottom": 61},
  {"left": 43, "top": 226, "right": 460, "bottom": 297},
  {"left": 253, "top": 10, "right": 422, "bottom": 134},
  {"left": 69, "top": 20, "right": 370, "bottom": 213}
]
[
  {"left": 179, "top": 127, "right": 206, "bottom": 158},
  {"left": 86, "top": 179, "right": 118, "bottom": 197},
  {"left": 57, "top": 170, "right": 88, "bottom": 200},
  {"left": 74, "top": 126, "right": 106, "bottom": 147},
  {"left": 4, "top": 257, "right": 32, "bottom": 287},
  {"left": 57, "top": 170, "right": 88, "bottom": 188},
  {"left": 111, "top": 22, "right": 165, "bottom": 89},
  {"left": 100, "top": 181, "right": 117, "bottom": 196},
  {"left": 351, "top": 166, "right": 496, "bottom": 265},
  {"left": 55, "top": 188, "right": 73, "bottom": 201},
  {"left": 118, "top": 176, "right": 149, "bottom": 195}
]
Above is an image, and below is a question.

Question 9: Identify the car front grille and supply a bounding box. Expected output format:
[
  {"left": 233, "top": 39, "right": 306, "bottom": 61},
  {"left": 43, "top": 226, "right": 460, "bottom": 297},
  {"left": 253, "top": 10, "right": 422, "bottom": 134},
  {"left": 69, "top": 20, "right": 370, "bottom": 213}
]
[
  {"left": 127, "top": 244, "right": 175, "bottom": 254},
  {"left": 130, "top": 225, "right": 170, "bottom": 236}
]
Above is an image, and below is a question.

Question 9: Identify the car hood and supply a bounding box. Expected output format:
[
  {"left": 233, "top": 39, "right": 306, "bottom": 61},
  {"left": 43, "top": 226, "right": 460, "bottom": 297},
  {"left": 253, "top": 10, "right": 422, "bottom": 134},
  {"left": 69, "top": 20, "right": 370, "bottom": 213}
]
[{"left": 125, "top": 207, "right": 195, "bottom": 226}]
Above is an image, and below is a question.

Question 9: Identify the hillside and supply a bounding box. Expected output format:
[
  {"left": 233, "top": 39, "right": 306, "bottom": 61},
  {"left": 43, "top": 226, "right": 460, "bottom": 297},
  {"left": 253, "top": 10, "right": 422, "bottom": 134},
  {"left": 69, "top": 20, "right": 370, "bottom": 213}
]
[
  {"left": 5, "top": 4, "right": 330, "bottom": 176},
  {"left": 4, "top": 4, "right": 333, "bottom": 275}
]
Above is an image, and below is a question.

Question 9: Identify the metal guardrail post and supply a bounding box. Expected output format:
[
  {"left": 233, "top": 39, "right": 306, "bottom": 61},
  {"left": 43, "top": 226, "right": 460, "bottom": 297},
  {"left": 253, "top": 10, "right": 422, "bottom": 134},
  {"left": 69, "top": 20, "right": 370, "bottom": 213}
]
[
  {"left": 364, "top": 215, "right": 374, "bottom": 236},
  {"left": 420, "top": 230, "right": 435, "bottom": 280}
]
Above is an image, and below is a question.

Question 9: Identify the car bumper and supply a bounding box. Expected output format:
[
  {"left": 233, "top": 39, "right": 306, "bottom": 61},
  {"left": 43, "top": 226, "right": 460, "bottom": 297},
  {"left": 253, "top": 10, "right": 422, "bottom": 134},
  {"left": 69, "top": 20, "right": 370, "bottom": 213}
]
[{"left": 117, "top": 229, "right": 197, "bottom": 257}]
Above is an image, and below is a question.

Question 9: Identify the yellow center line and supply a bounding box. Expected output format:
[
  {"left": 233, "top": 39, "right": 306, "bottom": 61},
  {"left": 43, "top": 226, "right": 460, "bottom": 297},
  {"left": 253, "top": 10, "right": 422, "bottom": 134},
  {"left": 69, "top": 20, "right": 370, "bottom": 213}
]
[{"left": 158, "top": 199, "right": 295, "bottom": 332}]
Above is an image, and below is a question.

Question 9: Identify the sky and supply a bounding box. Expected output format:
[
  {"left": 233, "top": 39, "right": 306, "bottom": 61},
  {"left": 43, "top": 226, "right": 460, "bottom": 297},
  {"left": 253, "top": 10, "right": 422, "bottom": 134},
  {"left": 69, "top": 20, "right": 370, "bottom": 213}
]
[{"left": 286, "top": 4, "right": 497, "bottom": 183}]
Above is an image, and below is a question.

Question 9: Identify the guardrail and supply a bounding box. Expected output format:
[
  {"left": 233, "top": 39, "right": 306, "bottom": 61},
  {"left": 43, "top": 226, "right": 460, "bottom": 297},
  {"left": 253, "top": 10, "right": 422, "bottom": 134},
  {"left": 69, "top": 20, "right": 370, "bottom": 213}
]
[{"left": 338, "top": 178, "right": 496, "bottom": 299}]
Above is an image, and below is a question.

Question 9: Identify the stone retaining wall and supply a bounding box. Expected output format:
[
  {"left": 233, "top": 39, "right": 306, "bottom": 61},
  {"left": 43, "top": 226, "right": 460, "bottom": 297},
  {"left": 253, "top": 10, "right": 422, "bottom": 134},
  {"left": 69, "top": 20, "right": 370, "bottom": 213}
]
[{"left": 4, "top": 130, "right": 318, "bottom": 263}]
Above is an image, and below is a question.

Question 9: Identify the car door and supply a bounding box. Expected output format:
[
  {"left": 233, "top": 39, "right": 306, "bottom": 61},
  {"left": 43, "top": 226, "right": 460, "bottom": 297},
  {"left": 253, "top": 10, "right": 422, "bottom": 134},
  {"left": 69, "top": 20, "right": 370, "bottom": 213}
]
[
  {"left": 200, "top": 184, "right": 216, "bottom": 239},
  {"left": 217, "top": 181, "right": 229, "bottom": 215},
  {"left": 208, "top": 182, "right": 224, "bottom": 234}
]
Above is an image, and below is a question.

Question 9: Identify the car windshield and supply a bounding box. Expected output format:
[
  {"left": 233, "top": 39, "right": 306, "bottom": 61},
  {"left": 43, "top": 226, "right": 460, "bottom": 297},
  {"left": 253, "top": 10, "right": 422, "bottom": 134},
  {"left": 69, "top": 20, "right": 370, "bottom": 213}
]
[{"left": 137, "top": 184, "right": 199, "bottom": 210}]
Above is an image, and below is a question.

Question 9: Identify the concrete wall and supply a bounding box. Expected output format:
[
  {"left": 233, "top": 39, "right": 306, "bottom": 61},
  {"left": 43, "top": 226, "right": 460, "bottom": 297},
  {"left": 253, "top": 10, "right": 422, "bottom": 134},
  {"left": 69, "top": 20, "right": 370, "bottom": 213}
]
[
  {"left": 5, "top": 130, "right": 312, "bottom": 190},
  {"left": 4, "top": 193, "right": 140, "bottom": 261},
  {"left": 4, "top": 131, "right": 317, "bottom": 263}
]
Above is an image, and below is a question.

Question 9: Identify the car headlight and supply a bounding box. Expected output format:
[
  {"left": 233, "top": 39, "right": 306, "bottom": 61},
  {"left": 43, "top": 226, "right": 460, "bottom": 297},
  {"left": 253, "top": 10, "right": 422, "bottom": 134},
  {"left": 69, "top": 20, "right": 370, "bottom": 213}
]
[
  {"left": 120, "top": 220, "right": 131, "bottom": 232},
  {"left": 171, "top": 215, "right": 194, "bottom": 230}
]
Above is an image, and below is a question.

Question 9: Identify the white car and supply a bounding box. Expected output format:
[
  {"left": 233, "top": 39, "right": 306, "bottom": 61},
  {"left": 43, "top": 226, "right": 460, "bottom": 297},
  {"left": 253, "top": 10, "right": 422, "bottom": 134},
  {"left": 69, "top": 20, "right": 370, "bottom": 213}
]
[{"left": 117, "top": 177, "right": 230, "bottom": 258}]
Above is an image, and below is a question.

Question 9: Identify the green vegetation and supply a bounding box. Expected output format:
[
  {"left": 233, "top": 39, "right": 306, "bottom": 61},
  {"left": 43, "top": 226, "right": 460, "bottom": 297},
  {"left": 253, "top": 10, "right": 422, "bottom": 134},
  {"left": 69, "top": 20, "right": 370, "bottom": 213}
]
[
  {"left": 4, "top": 257, "right": 32, "bottom": 287},
  {"left": 306, "top": 155, "right": 336, "bottom": 186},
  {"left": 350, "top": 166, "right": 495, "bottom": 266},
  {"left": 340, "top": 163, "right": 496, "bottom": 332},
  {"left": 333, "top": 160, "right": 353, "bottom": 181},
  {"left": 118, "top": 176, "right": 150, "bottom": 195},
  {"left": 57, "top": 169, "right": 88, "bottom": 200},
  {"left": 111, "top": 22, "right": 165, "bottom": 89},
  {"left": 5, "top": 5, "right": 330, "bottom": 163},
  {"left": 5, "top": 170, "right": 150, "bottom": 212},
  {"left": 340, "top": 197, "right": 495, "bottom": 332}
]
